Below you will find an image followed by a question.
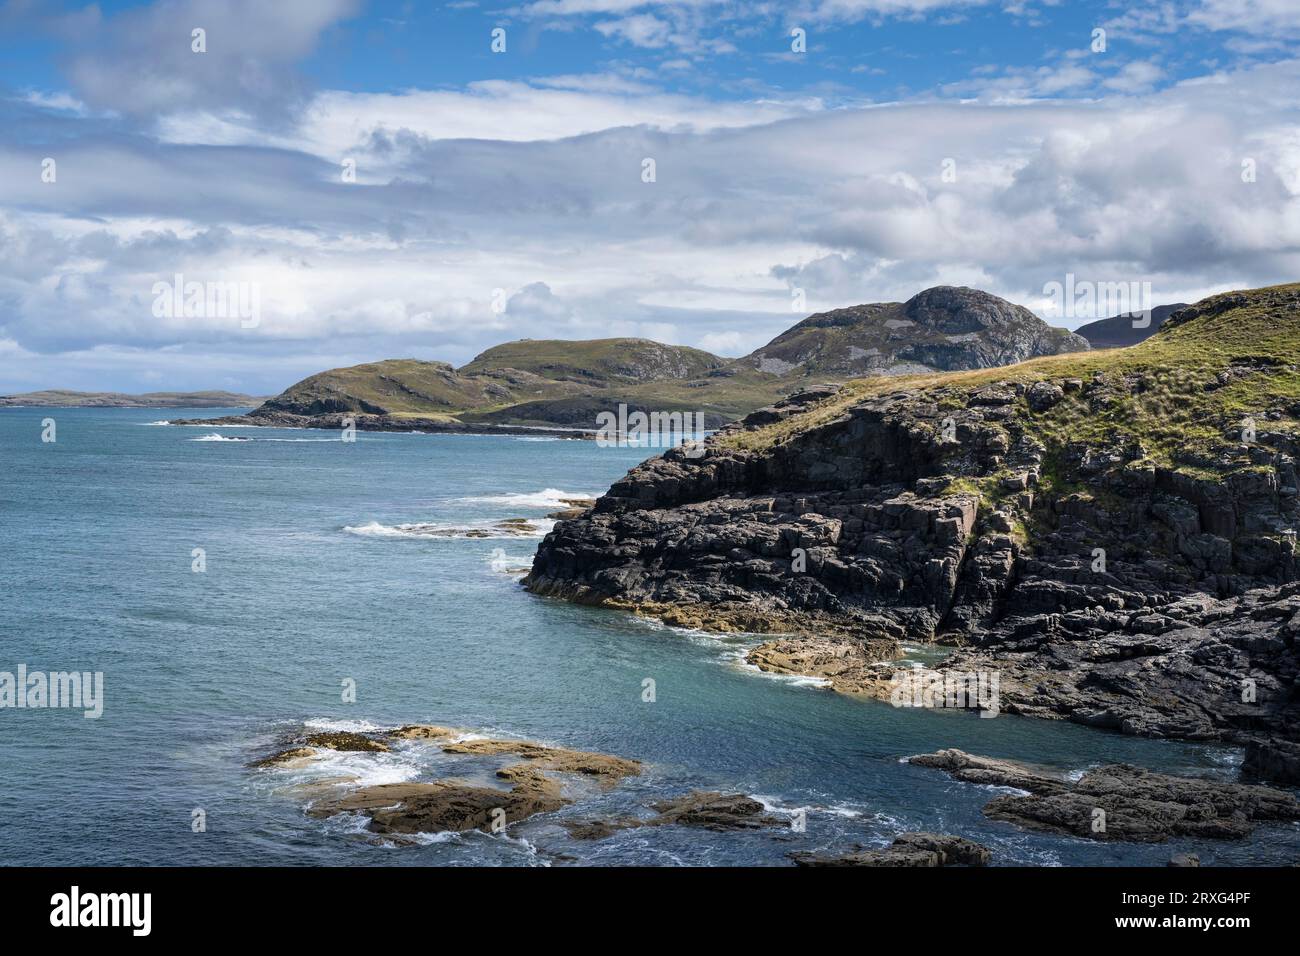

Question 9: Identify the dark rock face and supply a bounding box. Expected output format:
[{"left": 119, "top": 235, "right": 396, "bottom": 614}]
[
  {"left": 790, "top": 832, "right": 992, "bottom": 867},
  {"left": 911, "top": 750, "right": 1300, "bottom": 842},
  {"left": 938, "top": 584, "right": 1300, "bottom": 741},
  {"left": 527, "top": 384, "right": 992, "bottom": 639},
  {"left": 1242, "top": 738, "right": 1300, "bottom": 786},
  {"left": 743, "top": 286, "right": 1087, "bottom": 378},
  {"left": 526, "top": 359, "right": 1300, "bottom": 744}
]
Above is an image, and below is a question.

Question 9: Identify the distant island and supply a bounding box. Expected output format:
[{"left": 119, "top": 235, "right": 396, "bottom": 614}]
[
  {"left": 183, "top": 286, "right": 1140, "bottom": 434},
  {"left": 0, "top": 389, "right": 265, "bottom": 408}
]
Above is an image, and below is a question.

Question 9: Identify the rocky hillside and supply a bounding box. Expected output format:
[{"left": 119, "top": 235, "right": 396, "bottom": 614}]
[
  {"left": 526, "top": 283, "right": 1300, "bottom": 753},
  {"left": 740, "top": 286, "right": 1087, "bottom": 378},
  {"left": 1074, "top": 303, "right": 1187, "bottom": 349},
  {"left": 200, "top": 286, "right": 1086, "bottom": 430}
]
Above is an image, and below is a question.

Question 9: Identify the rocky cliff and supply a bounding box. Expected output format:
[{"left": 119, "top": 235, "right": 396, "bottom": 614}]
[
  {"left": 741, "top": 286, "right": 1088, "bottom": 378},
  {"left": 527, "top": 283, "right": 1300, "bottom": 749}
]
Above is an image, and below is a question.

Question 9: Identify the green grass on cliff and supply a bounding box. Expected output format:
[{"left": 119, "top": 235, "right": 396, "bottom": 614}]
[
  {"left": 460, "top": 337, "right": 725, "bottom": 383},
  {"left": 722, "top": 283, "right": 1300, "bottom": 475}
]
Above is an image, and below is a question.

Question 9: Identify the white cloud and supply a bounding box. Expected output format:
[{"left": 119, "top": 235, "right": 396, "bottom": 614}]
[
  {"left": 1190, "top": 0, "right": 1300, "bottom": 36},
  {"left": 5, "top": 51, "right": 1300, "bottom": 392}
]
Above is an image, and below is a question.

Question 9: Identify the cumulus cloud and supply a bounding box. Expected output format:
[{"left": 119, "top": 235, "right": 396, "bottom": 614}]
[{"left": 3, "top": 1, "right": 1300, "bottom": 393}]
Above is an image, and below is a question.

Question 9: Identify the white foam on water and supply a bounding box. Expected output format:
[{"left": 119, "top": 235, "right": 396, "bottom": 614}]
[
  {"left": 189, "top": 433, "right": 251, "bottom": 442},
  {"left": 407, "top": 830, "right": 464, "bottom": 846},
  {"left": 304, "top": 749, "right": 423, "bottom": 788},
  {"left": 458, "top": 488, "right": 596, "bottom": 509},
  {"left": 303, "top": 717, "right": 389, "bottom": 733},
  {"left": 164, "top": 421, "right": 260, "bottom": 427},
  {"left": 729, "top": 654, "right": 832, "bottom": 689},
  {"left": 343, "top": 519, "right": 554, "bottom": 540}
]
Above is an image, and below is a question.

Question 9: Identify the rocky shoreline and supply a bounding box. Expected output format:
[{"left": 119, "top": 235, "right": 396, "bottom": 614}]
[
  {"left": 177, "top": 408, "right": 592, "bottom": 438},
  {"left": 247, "top": 722, "right": 1300, "bottom": 864},
  {"left": 909, "top": 749, "right": 1300, "bottom": 842},
  {"left": 526, "top": 287, "right": 1300, "bottom": 772}
]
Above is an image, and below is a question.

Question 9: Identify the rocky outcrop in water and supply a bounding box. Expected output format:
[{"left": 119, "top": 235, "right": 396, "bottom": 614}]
[
  {"left": 253, "top": 726, "right": 643, "bottom": 838},
  {"left": 910, "top": 749, "right": 1300, "bottom": 842}
]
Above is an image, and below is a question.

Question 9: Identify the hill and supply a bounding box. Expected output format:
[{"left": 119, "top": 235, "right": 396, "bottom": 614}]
[
  {"left": 739, "top": 286, "right": 1087, "bottom": 378},
  {"left": 211, "top": 287, "right": 1087, "bottom": 431},
  {"left": 461, "top": 337, "right": 724, "bottom": 384},
  {"left": 1073, "top": 303, "right": 1188, "bottom": 349},
  {"left": 254, "top": 340, "right": 728, "bottom": 422}
]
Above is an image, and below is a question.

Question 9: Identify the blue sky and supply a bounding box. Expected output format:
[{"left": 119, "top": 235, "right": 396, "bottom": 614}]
[{"left": 1, "top": 0, "right": 1298, "bottom": 393}]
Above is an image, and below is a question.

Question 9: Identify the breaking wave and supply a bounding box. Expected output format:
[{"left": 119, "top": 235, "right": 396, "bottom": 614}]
[{"left": 344, "top": 518, "right": 555, "bottom": 540}]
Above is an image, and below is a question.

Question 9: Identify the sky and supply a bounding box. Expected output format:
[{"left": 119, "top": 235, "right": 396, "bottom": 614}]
[{"left": 1, "top": 0, "right": 1299, "bottom": 395}]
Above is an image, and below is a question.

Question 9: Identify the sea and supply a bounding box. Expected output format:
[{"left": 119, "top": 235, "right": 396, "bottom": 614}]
[{"left": 2, "top": 406, "right": 1296, "bottom": 866}]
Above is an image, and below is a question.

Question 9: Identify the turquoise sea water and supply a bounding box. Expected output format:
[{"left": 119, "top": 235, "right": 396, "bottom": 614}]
[{"left": 1, "top": 406, "right": 1297, "bottom": 866}]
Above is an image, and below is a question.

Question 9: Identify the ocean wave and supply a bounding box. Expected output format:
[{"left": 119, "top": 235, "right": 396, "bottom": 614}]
[
  {"left": 458, "top": 487, "right": 596, "bottom": 509},
  {"left": 150, "top": 421, "right": 260, "bottom": 427},
  {"left": 189, "top": 432, "right": 344, "bottom": 443},
  {"left": 344, "top": 518, "right": 554, "bottom": 540},
  {"left": 488, "top": 549, "right": 535, "bottom": 573},
  {"left": 725, "top": 650, "right": 832, "bottom": 689},
  {"left": 189, "top": 433, "right": 252, "bottom": 442},
  {"left": 303, "top": 717, "right": 389, "bottom": 733}
]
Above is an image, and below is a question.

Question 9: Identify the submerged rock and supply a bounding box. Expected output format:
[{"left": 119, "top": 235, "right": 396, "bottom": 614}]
[
  {"left": 911, "top": 749, "right": 1300, "bottom": 842},
  {"left": 560, "top": 818, "right": 643, "bottom": 841},
  {"left": 791, "top": 832, "right": 992, "bottom": 867}
]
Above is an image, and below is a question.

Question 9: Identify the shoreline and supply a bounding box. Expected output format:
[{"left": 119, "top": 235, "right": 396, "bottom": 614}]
[{"left": 172, "top": 410, "right": 597, "bottom": 439}]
